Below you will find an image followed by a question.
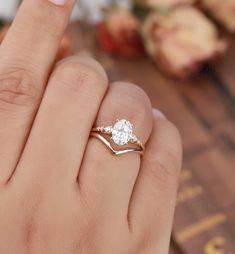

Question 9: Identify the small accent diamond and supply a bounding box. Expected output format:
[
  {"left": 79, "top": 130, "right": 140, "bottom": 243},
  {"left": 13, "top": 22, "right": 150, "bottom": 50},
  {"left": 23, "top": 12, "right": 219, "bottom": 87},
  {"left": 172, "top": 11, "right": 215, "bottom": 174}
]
[
  {"left": 104, "top": 126, "right": 113, "bottom": 133},
  {"left": 111, "top": 119, "right": 133, "bottom": 146},
  {"left": 129, "top": 133, "right": 137, "bottom": 141}
]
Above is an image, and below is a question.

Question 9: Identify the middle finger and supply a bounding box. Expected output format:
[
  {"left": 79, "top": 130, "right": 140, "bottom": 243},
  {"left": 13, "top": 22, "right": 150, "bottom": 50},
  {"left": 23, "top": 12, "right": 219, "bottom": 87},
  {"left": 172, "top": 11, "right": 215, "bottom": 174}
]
[{"left": 12, "top": 56, "right": 108, "bottom": 187}]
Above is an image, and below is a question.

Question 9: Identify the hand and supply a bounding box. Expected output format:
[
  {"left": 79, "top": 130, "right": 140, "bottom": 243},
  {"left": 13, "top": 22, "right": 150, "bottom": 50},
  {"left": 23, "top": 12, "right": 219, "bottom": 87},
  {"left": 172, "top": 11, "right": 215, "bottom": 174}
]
[{"left": 0, "top": 0, "right": 182, "bottom": 253}]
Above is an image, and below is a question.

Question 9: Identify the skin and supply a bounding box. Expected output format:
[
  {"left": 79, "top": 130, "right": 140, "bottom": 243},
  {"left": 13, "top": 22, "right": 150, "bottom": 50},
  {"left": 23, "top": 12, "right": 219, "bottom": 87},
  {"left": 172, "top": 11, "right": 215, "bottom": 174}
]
[{"left": 0, "top": 0, "right": 182, "bottom": 253}]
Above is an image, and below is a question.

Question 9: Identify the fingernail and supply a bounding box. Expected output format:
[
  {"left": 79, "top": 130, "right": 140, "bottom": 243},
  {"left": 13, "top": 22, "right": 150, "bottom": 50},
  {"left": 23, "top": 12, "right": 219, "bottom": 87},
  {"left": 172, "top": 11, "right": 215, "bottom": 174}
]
[
  {"left": 153, "top": 109, "right": 166, "bottom": 119},
  {"left": 48, "top": 0, "right": 67, "bottom": 6}
]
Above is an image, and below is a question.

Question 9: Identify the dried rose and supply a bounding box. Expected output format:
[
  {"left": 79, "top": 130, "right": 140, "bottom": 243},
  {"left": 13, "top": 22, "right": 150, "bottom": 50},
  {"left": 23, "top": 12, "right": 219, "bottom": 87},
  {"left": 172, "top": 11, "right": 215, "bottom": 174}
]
[
  {"left": 142, "top": 6, "right": 227, "bottom": 78},
  {"left": 96, "top": 9, "right": 144, "bottom": 58},
  {"left": 134, "top": 0, "right": 196, "bottom": 9},
  {"left": 201, "top": 0, "right": 235, "bottom": 33}
]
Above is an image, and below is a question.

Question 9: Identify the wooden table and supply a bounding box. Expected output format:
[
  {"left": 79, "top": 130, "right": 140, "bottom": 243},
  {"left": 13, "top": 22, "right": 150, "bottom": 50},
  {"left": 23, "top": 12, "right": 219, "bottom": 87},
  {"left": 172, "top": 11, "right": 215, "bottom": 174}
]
[{"left": 68, "top": 23, "right": 235, "bottom": 254}]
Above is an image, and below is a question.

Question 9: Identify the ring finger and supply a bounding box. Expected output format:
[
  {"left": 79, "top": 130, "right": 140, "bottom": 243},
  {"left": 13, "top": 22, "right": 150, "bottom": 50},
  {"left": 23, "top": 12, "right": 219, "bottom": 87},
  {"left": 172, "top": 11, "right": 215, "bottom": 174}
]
[{"left": 79, "top": 82, "right": 153, "bottom": 226}]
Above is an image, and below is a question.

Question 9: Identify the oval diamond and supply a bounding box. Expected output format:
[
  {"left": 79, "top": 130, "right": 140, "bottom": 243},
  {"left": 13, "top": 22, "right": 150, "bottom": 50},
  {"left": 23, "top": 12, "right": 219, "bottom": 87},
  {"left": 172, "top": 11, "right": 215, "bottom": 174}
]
[{"left": 112, "top": 119, "right": 133, "bottom": 146}]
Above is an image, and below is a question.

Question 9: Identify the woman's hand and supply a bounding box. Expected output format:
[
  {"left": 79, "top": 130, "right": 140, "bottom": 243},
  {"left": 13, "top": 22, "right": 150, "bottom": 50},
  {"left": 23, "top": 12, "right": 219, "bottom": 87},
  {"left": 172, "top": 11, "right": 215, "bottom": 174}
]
[{"left": 0, "top": 0, "right": 182, "bottom": 253}]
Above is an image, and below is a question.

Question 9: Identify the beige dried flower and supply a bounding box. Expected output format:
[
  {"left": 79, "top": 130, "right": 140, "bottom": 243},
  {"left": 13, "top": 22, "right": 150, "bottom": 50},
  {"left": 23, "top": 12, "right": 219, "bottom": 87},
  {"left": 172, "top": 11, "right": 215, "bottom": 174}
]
[
  {"left": 201, "top": 0, "right": 235, "bottom": 32},
  {"left": 142, "top": 6, "right": 227, "bottom": 78}
]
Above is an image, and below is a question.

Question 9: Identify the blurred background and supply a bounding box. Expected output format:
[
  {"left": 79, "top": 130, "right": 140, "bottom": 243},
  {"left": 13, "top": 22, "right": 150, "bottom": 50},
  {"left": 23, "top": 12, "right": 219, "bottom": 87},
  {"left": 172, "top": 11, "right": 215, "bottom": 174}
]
[{"left": 1, "top": 0, "right": 235, "bottom": 253}]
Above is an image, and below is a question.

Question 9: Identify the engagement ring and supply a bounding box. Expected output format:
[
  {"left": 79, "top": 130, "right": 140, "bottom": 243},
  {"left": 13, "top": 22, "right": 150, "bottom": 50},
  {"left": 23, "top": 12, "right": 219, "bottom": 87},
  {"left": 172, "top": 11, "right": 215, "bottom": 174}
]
[{"left": 90, "top": 119, "right": 145, "bottom": 156}]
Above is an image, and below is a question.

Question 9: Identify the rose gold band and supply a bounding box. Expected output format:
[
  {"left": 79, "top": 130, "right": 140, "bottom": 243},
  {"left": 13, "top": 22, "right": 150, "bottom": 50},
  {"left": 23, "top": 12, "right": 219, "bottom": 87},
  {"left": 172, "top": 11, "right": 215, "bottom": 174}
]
[{"left": 90, "top": 132, "right": 144, "bottom": 156}]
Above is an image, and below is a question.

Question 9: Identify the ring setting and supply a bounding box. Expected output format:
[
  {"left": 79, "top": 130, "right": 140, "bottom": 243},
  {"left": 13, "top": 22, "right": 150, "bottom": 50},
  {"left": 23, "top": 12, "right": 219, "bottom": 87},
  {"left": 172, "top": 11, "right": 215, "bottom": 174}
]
[{"left": 90, "top": 119, "right": 144, "bottom": 155}]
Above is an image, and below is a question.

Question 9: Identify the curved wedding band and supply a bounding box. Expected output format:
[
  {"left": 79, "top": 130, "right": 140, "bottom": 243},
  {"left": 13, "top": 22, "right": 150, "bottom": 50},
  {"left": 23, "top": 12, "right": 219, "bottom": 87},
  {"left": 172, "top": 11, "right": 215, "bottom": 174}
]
[{"left": 90, "top": 119, "right": 145, "bottom": 156}]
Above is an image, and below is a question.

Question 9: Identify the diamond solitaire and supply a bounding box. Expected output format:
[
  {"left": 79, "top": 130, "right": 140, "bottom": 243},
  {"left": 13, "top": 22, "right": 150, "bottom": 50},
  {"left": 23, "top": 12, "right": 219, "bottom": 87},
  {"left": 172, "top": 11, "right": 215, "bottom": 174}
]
[
  {"left": 112, "top": 119, "right": 133, "bottom": 146},
  {"left": 91, "top": 119, "right": 145, "bottom": 155}
]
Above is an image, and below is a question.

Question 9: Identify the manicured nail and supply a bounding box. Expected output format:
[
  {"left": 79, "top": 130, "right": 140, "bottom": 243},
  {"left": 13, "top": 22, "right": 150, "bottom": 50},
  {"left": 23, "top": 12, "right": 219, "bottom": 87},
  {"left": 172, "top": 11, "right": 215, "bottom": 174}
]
[
  {"left": 153, "top": 109, "right": 166, "bottom": 119},
  {"left": 48, "top": 0, "right": 67, "bottom": 6}
]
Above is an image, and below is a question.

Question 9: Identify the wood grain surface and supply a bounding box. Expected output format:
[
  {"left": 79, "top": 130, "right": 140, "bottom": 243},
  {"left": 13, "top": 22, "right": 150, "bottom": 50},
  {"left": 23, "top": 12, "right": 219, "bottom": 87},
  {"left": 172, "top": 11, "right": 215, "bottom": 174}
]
[{"left": 67, "top": 22, "right": 235, "bottom": 254}]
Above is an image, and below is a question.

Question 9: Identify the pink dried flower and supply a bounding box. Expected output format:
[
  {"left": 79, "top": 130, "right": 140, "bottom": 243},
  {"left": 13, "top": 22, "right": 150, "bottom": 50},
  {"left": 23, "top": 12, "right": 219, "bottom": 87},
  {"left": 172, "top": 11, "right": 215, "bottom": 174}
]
[{"left": 97, "top": 9, "right": 144, "bottom": 58}]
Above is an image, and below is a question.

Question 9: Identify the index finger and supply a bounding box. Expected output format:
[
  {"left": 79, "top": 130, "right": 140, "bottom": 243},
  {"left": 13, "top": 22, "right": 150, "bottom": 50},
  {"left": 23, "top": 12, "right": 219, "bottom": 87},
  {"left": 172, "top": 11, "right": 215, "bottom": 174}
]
[
  {"left": 0, "top": 0, "right": 75, "bottom": 81},
  {"left": 0, "top": 0, "right": 75, "bottom": 184}
]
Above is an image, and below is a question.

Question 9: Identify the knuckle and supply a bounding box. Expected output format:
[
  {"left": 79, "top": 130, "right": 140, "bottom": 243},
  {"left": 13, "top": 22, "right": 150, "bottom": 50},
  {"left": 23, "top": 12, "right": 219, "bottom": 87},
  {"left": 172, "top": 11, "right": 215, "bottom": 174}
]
[
  {"left": 112, "top": 82, "right": 152, "bottom": 121},
  {"left": 0, "top": 68, "right": 40, "bottom": 108},
  {"left": 54, "top": 57, "right": 108, "bottom": 93}
]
